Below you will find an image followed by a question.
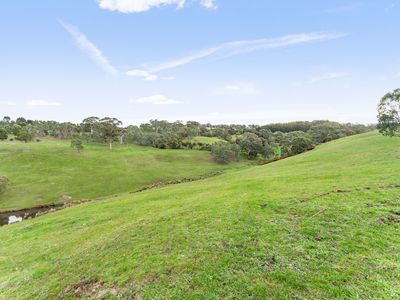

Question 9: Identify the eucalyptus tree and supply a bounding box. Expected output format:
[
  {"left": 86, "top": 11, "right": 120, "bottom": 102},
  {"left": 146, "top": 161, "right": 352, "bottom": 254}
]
[
  {"left": 377, "top": 88, "right": 400, "bottom": 137},
  {"left": 96, "top": 117, "right": 123, "bottom": 151}
]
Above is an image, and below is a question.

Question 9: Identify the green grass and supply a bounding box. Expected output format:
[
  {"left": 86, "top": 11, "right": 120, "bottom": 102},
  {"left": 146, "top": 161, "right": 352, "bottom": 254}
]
[
  {"left": 0, "top": 132, "right": 399, "bottom": 299},
  {"left": 0, "top": 139, "right": 245, "bottom": 211},
  {"left": 192, "top": 136, "right": 224, "bottom": 144}
]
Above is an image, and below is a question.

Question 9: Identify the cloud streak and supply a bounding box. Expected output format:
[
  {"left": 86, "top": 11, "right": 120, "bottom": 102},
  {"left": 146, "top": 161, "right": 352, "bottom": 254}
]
[
  {"left": 59, "top": 20, "right": 118, "bottom": 76},
  {"left": 27, "top": 100, "right": 61, "bottom": 106},
  {"left": 128, "top": 32, "right": 348, "bottom": 79},
  {"left": 98, "top": 0, "right": 216, "bottom": 13}
]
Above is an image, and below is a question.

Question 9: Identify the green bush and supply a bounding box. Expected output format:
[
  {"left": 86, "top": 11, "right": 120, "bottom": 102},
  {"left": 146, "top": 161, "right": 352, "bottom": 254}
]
[
  {"left": 211, "top": 142, "right": 241, "bottom": 164},
  {"left": 0, "top": 128, "right": 8, "bottom": 140}
]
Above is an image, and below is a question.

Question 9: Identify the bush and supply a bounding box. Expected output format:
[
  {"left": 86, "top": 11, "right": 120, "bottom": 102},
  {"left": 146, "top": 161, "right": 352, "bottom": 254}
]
[
  {"left": 0, "top": 176, "right": 9, "bottom": 194},
  {"left": 16, "top": 129, "right": 32, "bottom": 143},
  {"left": 211, "top": 142, "right": 241, "bottom": 164},
  {"left": 71, "top": 133, "right": 84, "bottom": 152},
  {"left": 0, "top": 128, "right": 8, "bottom": 140},
  {"left": 236, "top": 132, "right": 264, "bottom": 159}
]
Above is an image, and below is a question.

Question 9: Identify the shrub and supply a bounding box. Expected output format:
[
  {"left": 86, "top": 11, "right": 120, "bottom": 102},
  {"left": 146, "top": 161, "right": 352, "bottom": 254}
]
[
  {"left": 16, "top": 129, "right": 32, "bottom": 143},
  {"left": 0, "top": 128, "right": 8, "bottom": 140},
  {"left": 211, "top": 142, "right": 240, "bottom": 164},
  {"left": 236, "top": 132, "right": 264, "bottom": 159},
  {"left": 0, "top": 176, "right": 9, "bottom": 194},
  {"left": 71, "top": 133, "right": 84, "bottom": 152}
]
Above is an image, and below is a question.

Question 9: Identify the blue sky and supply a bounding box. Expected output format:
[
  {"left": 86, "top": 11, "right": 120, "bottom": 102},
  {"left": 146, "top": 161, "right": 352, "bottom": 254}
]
[{"left": 1, "top": 0, "right": 399, "bottom": 125}]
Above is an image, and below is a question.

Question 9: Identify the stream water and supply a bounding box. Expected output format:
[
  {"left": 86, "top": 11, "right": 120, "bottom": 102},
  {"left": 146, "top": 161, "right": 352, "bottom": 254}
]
[{"left": 0, "top": 205, "right": 63, "bottom": 226}]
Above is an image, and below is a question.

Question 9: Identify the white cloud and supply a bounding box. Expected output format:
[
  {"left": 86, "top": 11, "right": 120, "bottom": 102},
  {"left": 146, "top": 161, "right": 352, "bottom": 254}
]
[
  {"left": 59, "top": 20, "right": 118, "bottom": 76},
  {"left": 127, "top": 32, "right": 347, "bottom": 79},
  {"left": 126, "top": 69, "right": 158, "bottom": 80},
  {"left": 98, "top": 0, "right": 216, "bottom": 13},
  {"left": 161, "top": 76, "right": 176, "bottom": 80},
  {"left": 132, "top": 94, "right": 181, "bottom": 105},
  {"left": 311, "top": 72, "right": 349, "bottom": 83},
  {"left": 27, "top": 100, "right": 61, "bottom": 106},
  {"left": 200, "top": 0, "right": 217, "bottom": 10},
  {"left": 216, "top": 83, "right": 258, "bottom": 96},
  {"left": 0, "top": 101, "right": 17, "bottom": 106}
]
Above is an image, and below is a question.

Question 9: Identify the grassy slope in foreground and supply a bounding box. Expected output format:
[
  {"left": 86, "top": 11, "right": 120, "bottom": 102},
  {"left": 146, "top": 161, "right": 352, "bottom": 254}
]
[
  {"left": 0, "top": 132, "right": 399, "bottom": 299},
  {"left": 0, "top": 139, "right": 245, "bottom": 211}
]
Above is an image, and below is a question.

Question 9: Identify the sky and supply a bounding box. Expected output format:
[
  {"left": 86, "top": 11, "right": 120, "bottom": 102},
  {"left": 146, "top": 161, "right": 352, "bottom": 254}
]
[{"left": 1, "top": 0, "right": 400, "bottom": 125}]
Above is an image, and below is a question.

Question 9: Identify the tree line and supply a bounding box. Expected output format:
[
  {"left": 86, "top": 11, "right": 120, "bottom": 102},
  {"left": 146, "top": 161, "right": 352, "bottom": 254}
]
[{"left": 0, "top": 115, "right": 374, "bottom": 163}]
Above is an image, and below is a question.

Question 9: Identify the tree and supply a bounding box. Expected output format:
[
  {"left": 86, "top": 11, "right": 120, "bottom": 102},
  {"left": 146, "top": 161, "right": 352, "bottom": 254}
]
[
  {"left": 71, "top": 133, "right": 84, "bottom": 152},
  {"left": 290, "top": 133, "right": 315, "bottom": 154},
  {"left": 16, "top": 128, "right": 32, "bottom": 143},
  {"left": 96, "top": 117, "right": 122, "bottom": 151},
  {"left": 81, "top": 116, "right": 100, "bottom": 136},
  {"left": 0, "top": 128, "right": 8, "bottom": 141},
  {"left": 11, "top": 124, "right": 22, "bottom": 136},
  {"left": 377, "top": 88, "right": 400, "bottom": 137},
  {"left": 16, "top": 117, "right": 27, "bottom": 127},
  {"left": 237, "top": 132, "right": 264, "bottom": 159},
  {"left": 211, "top": 142, "right": 241, "bottom": 164}
]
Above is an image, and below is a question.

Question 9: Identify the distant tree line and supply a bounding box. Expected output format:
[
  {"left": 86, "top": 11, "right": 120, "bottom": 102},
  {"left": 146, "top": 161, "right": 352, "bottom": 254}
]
[{"left": 0, "top": 116, "right": 374, "bottom": 163}]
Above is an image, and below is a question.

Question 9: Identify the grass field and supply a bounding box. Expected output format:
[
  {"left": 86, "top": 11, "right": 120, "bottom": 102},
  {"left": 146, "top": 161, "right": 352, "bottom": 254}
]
[
  {"left": 0, "top": 132, "right": 399, "bottom": 299},
  {"left": 192, "top": 136, "right": 224, "bottom": 144},
  {"left": 0, "top": 139, "right": 246, "bottom": 211}
]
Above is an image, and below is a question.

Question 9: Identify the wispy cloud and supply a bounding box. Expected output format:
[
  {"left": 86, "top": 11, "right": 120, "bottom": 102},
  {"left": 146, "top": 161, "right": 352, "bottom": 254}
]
[
  {"left": 131, "top": 94, "right": 181, "bottom": 105},
  {"left": 216, "top": 83, "right": 258, "bottom": 96},
  {"left": 59, "top": 20, "right": 118, "bottom": 76},
  {"left": 310, "top": 72, "right": 349, "bottom": 83},
  {"left": 127, "top": 32, "right": 348, "bottom": 80},
  {"left": 126, "top": 69, "right": 158, "bottom": 81},
  {"left": 0, "top": 101, "right": 17, "bottom": 106},
  {"left": 98, "top": 0, "right": 216, "bottom": 13},
  {"left": 27, "top": 100, "right": 61, "bottom": 106}
]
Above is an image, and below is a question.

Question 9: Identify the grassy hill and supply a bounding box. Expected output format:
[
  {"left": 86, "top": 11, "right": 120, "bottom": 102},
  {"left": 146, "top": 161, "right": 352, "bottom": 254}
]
[
  {"left": 0, "top": 132, "right": 399, "bottom": 299},
  {"left": 0, "top": 139, "right": 245, "bottom": 211}
]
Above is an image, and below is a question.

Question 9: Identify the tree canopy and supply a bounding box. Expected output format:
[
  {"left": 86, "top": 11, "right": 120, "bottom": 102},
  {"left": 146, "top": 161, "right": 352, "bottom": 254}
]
[{"left": 377, "top": 88, "right": 400, "bottom": 137}]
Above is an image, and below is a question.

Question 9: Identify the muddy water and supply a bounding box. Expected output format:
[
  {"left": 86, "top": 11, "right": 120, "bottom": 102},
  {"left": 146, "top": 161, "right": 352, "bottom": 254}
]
[{"left": 0, "top": 205, "right": 63, "bottom": 226}]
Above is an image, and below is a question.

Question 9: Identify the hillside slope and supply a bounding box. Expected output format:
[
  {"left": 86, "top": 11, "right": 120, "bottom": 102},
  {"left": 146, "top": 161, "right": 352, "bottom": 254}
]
[
  {"left": 0, "top": 139, "right": 245, "bottom": 211},
  {"left": 0, "top": 132, "right": 399, "bottom": 299}
]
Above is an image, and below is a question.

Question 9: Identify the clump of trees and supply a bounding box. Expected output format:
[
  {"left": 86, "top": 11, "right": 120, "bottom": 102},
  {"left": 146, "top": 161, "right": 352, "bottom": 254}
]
[
  {"left": 377, "top": 88, "right": 400, "bottom": 137},
  {"left": 211, "top": 142, "right": 240, "bottom": 164},
  {"left": 0, "top": 115, "right": 374, "bottom": 164}
]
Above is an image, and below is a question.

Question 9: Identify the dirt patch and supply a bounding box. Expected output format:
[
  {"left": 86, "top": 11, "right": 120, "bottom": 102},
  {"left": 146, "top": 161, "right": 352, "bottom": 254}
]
[
  {"left": 378, "top": 214, "right": 400, "bottom": 225},
  {"left": 131, "top": 171, "right": 222, "bottom": 194},
  {"left": 62, "top": 280, "right": 117, "bottom": 299},
  {"left": 299, "top": 184, "right": 400, "bottom": 204},
  {"left": 261, "top": 255, "right": 277, "bottom": 270},
  {"left": 59, "top": 194, "right": 73, "bottom": 201}
]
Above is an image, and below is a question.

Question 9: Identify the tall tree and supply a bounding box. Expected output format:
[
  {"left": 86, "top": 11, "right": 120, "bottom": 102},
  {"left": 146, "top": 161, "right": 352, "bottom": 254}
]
[
  {"left": 237, "top": 132, "right": 264, "bottom": 159},
  {"left": 81, "top": 116, "right": 100, "bottom": 135},
  {"left": 377, "top": 88, "right": 400, "bottom": 137},
  {"left": 97, "top": 117, "right": 122, "bottom": 151}
]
